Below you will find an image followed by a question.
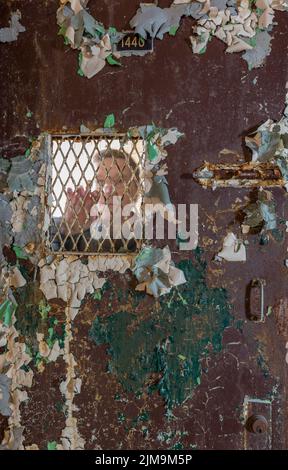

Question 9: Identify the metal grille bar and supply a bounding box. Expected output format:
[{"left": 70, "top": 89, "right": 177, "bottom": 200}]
[{"left": 46, "top": 134, "right": 145, "bottom": 255}]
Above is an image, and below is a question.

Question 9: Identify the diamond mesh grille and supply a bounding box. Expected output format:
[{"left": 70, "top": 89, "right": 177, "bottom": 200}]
[{"left": 46, "top": 134, "right": 145, "bottom": 254}]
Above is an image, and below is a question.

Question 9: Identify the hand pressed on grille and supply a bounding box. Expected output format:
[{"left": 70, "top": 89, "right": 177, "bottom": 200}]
[
  {"left": 57, "top": 149, "right": 140, "bottom": 251},
  {"left": 62, "top": 185, "right": 99, "bottom": 235}
]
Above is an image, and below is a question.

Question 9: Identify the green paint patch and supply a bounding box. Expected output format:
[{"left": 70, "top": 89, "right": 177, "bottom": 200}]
[
  {"left": 171, "top": 442, "right": 184, "bottom": 450},
  {"left": 92, "top": 290, "right": 102, "bottom": 301},
  {"left": 58, "top": 24, "right": 67, "bottom": 40},
  {"left": 178, "top": 354, "right": 186, "bottom": 361},
  {"left": 266, "top": 306, "right": 272, "bottom": 316},
  {"left": 92, "top": 280, "right": 109, "bottom": 301},
  {"left": 13, "top": 245, "right": 28, "bottom": 260},
  {"left": 25, "top": 147, "right": 31, "bottom": 158},
  {"left": 147, "top": 141, "right": 158, "bottom": 161},
  {"left": 58, "top": 25, "right": 66, "bottom": 35},
  {"left": 46, "top": 317, "right": 66, "bottom": 350},
  {"left": 106, "top": 54, "right": 121, "bottom": 66},
  {"left": 108, "top": 27, "right": 117, "bottom": 35},
  {"left": 55, "top": 399, "right": 66, "bottom": 414},
  {"left": 169, "top": 25, "right": 179, "bottom": 36},
  {"left": 198, "top": 46, "right": 207, "bottom": 55},
  {"left": 104, "top": 113, "right": 115, "bottom": 128},
  {"left": 47, "top": 441, "right": 57, "bottom": 450},
  {"left": 90, "top": 251, "right": 231, "bottom": 409},
  {"left": 146, "top": 125, "right": 160, "bottom": 161},
  {"left": 248, "top": 36, "right": 257, "bottom": 48},
  {"left": 256, "top": 7, "right": 265, "bottom": 16},
  {"left": 0, "top": 299, "right": 16, "bottom": 327},
  {"left": 38, "top": 299, "right": 51, "bottom": 320},
  {"left": 117, "top": 412, "right": 126, "bottom": 423}
]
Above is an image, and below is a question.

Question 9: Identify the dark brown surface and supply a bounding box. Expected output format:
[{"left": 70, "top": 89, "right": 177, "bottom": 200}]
[
  {"left": 1, "top": 0, "right": 288, "bottom": 450},
  {"left": 20, "top": 359, "right": 67, "bottom": 449},
  {"left": 0, "top": 414, "right": 8, "bottom": 443}
]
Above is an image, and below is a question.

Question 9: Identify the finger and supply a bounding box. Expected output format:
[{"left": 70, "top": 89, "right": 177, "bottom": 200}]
[
  {"left": 83, "top": 184, "right": 92, "bottom": 195},
  {"left": 80, "top": 185, "right": 86, "bottom": 195},
  {"left": 76, "top": 186, "right": 85, "bottom": 199},
  {"left": 91, "top": 190, "right": 100, "bottom": 201},
  {"left": 66, "top": 187, "right": 74, "bottom": 200},
  {"left": 73, "top": 192, "right": 84, "bottom": 213}
]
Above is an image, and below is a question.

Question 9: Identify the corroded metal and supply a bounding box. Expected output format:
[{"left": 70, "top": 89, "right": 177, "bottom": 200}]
[
  {"left": 247, "top": 279, "right": 266, "bottom": 322},
  {"left": 1, "top": 0, "right": 288, "bottom": 451},
  {"left": 193, "top": 162, "right": 285, "bottom": 189}
]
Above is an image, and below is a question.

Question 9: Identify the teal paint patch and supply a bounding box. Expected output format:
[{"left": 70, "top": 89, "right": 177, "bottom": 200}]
[
  {"left": 90, "top": 251, "right": 231, "bottom": 409},
  {"left": 157, "top": 429, "right": 188, "bottom": 445},
  {"left": 78, "top": 52, "right": 84, "bottom": 76},
  {"left": 0, "top": 299, "right": 16, "bottom": 327},
  {"left": 257, "top": 353, "right": 269, "bottom": 379},
  {"left": 114, "top": 409, "right": 150, "bottom": 434}
]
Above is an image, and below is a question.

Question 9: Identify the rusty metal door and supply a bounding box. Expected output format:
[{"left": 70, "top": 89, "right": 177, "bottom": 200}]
[{"left": 0, "top": 0, "right": 288, "bottom": 451}]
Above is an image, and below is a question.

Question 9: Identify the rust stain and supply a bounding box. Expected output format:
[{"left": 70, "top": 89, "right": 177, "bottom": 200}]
[
  {"left": 274, "top": 298, "right": 288, "bottom": 339},
  {"left": 193, "top": 162, "right": 285, "bottom": 189}
]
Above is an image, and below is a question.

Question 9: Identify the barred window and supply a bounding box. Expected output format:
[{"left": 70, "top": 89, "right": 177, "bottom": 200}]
[{"left": 47, "top": 134, "right": 145, "bottom": 254}]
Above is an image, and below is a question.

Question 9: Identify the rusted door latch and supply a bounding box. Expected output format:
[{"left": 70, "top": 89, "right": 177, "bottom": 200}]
[
  {"left": 247, "top": 278, "right": 266, "bottom": 322},
  {"left": 192, "top": 162, "right": 284, "bottom": 189},
  {"left": 243, "top": 397, "right": 272, "bottom": 450}
]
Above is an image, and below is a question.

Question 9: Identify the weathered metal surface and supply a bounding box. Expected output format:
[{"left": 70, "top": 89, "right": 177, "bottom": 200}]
[
  {"left": 247, "top": 279, "right": 266, "bottom": 322},
  {"left": 0, "top": 0, "right": 288, "bottom": 450},
  {"left": 193, "top": 162, "right": 285, "bottom": 189},
  {"left": 244, "top": 399, "right": 272, "bottom": 450}
]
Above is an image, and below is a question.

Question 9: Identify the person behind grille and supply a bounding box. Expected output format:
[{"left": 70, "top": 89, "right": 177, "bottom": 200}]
[{"left": 51, "top": 149, "right": 142, "bottom": 252}]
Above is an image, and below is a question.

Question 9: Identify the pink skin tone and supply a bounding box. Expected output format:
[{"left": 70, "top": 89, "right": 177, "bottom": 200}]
[
  {"left": 62, "top": 157, "right": 138, "bottom": 235},
  {"left": 62, "top": 186, "right": 99, "bottom": 235}
]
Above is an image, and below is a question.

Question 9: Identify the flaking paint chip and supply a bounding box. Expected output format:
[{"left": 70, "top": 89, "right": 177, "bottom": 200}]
[{"left": 217, "top": 232, "right": 246, "bottom": 262}]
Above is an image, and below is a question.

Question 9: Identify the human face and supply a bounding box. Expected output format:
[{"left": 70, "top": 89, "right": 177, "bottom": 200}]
[{"left": 95, "top": 156, "right": 139, "bottom": 208}]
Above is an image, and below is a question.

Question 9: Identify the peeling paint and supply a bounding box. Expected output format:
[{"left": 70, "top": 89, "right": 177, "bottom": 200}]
[
  {"left": 59, "top": 305, "right": 85, "bottom": 450},
  {"left": 0, "top": 10, "right": 25, "bottom": 44},
  {"left": 57, "top": 0, "right": 288, "bottom": 76}
]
